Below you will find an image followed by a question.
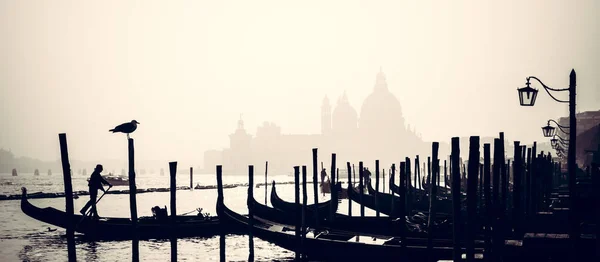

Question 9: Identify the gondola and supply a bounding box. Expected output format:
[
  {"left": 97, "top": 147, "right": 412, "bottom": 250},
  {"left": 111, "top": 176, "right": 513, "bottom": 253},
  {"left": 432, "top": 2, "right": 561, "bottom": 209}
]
[
  {"left": 270, "top": 181, "right": 337, "bottom": 215},
  {"left": 364, "top": 177, "right": 455, "bottom": 215},
  {"left": 20, "top": 187, "right": 225, "bottom": 240},
  {"left": 251, "top": 196, "right": 407, "bottom": 237},
  {"left": 219, "top": 195, "right": 477, "bottom": 261}
]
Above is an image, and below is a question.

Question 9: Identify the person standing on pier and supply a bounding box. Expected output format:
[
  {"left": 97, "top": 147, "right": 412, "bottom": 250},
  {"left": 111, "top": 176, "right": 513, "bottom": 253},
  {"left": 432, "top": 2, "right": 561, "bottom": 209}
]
[{"left": 83, "top": 164, "right": 112, "bottom": 219}]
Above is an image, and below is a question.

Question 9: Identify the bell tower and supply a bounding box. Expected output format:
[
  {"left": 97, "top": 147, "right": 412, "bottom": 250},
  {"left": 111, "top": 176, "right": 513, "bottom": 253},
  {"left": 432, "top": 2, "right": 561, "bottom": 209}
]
[{"left": 321, "top": 96, "right": 332, "bottom": 135}]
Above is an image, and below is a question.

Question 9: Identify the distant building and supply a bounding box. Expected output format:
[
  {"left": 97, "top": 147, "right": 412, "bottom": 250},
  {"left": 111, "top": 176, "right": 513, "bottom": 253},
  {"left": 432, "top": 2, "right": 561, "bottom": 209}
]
[{"left": 204, "top": 70, "right": 428, "bottom": 175}]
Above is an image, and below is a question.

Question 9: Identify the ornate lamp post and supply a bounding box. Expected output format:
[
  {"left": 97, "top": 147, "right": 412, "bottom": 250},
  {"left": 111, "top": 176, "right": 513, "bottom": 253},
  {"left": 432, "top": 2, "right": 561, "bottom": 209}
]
[
  {"left": 542, "top": 119, "right": 570, "bottom": 138},
  {"left": 517, "top": 69, "right": 578, "bottom": 242}
]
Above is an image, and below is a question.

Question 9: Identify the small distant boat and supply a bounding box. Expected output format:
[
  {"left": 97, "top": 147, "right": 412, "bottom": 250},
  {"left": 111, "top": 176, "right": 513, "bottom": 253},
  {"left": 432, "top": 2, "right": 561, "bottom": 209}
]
[
  {"left": 12, "top": 168, "right": 17, "bottom": 176},
  {"left": 34, "top": 169, "right": 40, "bottom": 176},
  {"left": 85, "top": 173, "right": 130, "bottom": 186},
  {"left": 47, "top": 169, "right": 52, "bottom": 176}
]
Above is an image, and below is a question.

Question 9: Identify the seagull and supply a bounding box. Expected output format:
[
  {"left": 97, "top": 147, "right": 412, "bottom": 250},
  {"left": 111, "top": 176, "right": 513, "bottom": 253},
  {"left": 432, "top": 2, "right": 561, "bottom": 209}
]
[{"left": 109, "top": 120, "right": 140, "bottom": 139}]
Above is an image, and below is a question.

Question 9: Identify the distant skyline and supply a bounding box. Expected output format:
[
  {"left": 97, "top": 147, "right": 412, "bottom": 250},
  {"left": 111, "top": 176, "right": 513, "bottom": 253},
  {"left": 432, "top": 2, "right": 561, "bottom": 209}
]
[{"left": 1, "top": 0, "right": 598, "bottom": 166}]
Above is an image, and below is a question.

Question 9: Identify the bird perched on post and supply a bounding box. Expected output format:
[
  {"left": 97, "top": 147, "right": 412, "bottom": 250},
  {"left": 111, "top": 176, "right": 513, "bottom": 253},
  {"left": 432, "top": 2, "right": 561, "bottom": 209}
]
[{"left": 109, "top": 120, "right": 140, "bottom": 139}]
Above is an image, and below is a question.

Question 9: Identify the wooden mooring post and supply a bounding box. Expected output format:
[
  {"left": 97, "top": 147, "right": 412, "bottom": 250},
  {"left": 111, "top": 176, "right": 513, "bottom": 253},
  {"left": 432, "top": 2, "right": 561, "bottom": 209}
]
[
  {"left": 247, "top": 165, "right": 255, "bottom": 262},
  {"left": 427, "top": 142, "right": 439, "bottom": 261},
  {"left": 312, "top": 148, "right": 319, "bottom": 228},
  {"left": 399, "top": 162, "right": 407, "bottom": 249},
  {"left": 58, "top": 134, "right": 76, "bottom": 262},
  {"left": 406, "top": 157, "right": 412, "bottom": 212},
  {"left": 466, "top": 137, "right": 479, "bottom": 262},
  {"left": 294, "top": 166, "right": 301, "bottom": 261},
  {"left": 416, "top": 155, "right": 421, "bottom": 190},
  {"left": 330, "top": 153, "right": 336, "bottom": 221},
  {"left": 189, "top": 167, "right": 193, "bottom": 189},
  {"left": 483, "top": 143, "right": 492, "bottom": 260},
  {"left": 390, "top": 164, "right": 396, "bottom": 217},
  {"left": 492, "top": 138, "right": 502, "bottom": 260},
  {"left": 216, "top": 166, "right": 226, "bottom": 262},
  {"left": 169, "top": 162, "right": 178, "bottom": 262},
  {"left": 347, "top": 162, "right": 352, "bottom": 216},
  {"left": 359, "top": 162, "right": 365, "bottom": 218},
  {"left": 375, "top": 160, "right": 380, "bottom": 217},
  {"left": 512, "top": 142, "right": 523, "bottom": 237},
  {"left": 301, "top": 165, "right": 308, "bottom": 261},
  {"left": 264, "top": 161, "right": 268, "bottom": 205},
  {"left": 128, "top": 138, "right": 139, "bottom": 262},
  {"left": 451, "top": 137, "right": 461, "bottom": 262}
]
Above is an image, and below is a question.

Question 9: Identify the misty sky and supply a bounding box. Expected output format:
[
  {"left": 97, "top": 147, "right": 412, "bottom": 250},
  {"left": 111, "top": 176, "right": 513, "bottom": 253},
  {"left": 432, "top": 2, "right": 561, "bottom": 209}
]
[{"left": 1, "top": 0, "right": 598, "bottom": 167}]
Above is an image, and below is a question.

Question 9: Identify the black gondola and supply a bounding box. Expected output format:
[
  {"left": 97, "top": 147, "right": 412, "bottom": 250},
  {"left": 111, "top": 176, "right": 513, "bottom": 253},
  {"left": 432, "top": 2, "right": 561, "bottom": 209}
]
[
  {"left": 219, "top": 195, "right": 478, "bottom": 261},
  {"left": 20, "top": 187, "right": 225, "bottom": 240},
  {"left": 270, "top": 181, "right": 337, "bottom": 215}
]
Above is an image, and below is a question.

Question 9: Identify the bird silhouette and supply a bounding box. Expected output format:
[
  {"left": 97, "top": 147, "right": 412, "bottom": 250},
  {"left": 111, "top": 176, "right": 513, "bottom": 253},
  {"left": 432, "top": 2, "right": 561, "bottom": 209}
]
[
  {"left": 47, "top": 227, "right": 57, "bottom": 232},
  {"left": 109, "top": 120, "right": 140, "bottom": 139}
]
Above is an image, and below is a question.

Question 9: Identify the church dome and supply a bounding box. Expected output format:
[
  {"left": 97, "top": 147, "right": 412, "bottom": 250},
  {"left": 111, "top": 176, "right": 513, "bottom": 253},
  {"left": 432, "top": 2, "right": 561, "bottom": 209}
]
[
  {"left": 332, "top": 91, "right": 358, "bottom": 133},
  {"left": 359, "top": 69, "right": 406, "bottom": 136}
]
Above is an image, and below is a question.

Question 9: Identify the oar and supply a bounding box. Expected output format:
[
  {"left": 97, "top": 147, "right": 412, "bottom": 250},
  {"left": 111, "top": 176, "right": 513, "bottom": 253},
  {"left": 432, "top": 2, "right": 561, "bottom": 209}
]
[{"left": 75, "top": 186, "right": 112, "bottom": 229}]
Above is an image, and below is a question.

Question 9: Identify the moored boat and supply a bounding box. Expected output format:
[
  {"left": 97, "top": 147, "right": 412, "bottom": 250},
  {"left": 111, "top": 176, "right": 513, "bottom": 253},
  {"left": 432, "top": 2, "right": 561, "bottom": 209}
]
[{"left": 20, "top": 187, "right": 224, "bottom": 240}]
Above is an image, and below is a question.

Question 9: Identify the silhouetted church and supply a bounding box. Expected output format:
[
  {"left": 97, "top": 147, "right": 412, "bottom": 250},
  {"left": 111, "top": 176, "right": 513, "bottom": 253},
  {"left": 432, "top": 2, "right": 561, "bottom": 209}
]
[{"left": 204, "top": 70, "right": 427, "bottom": 175}]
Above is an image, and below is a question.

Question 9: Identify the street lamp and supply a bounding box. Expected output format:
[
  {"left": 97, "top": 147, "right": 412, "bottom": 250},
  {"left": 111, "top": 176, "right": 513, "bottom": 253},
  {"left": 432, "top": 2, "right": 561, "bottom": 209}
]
[
  {"left": 542, "top": 119, "right": 570, "bottom": 138},
  {"left": 518, "top": 69, "right": 578, "bottom": 242},
  {"left": 542, "top": 124, "right": 556, "bottom": 137}
]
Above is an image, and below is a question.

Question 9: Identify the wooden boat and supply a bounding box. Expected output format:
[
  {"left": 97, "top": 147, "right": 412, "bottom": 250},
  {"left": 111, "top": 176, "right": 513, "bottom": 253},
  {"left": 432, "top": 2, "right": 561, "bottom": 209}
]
[
  {"left": 219, "top": 196, "right": 476, "bottom": 261},
  {"left": 270, "top": 181, "right": 337, "bottom": 215},
  {"left": 20, "top": 187, "right": 224, "bottom": 240},
  {"left": 12, "top": 168, "right": 17, "bottom": 176},
  {"left": 364, "top": 178, "right": 454, "bottom": 215}
]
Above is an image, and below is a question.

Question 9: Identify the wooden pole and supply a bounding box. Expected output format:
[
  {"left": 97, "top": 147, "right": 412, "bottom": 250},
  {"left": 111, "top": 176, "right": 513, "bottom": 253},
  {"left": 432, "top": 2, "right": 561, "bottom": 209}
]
[
  {"left": 189, "top": 166, "right": 193, "bottom": 189},
  {"left": 301, "top": 165, "right": 308, "bottom": 260},
  {"left": 466, "top": 137, "right": 480, "bottom": 262},
  {"left": 294, "top": 166, "right": 300, "bottom": 261},
  {"left": 375, "top": 160, "right": 380, "bottom": 217},
  {"left": 416, "top": 155, "right": 421, "bottom": 190},
  {"left": 483, "top": 143, "right": 492, "bottom": 260},
  {"left": 525, "top": 148, "right": 533, "bottom": 217},
  {"left": 265, "top": 161, "right": 268, "bottom": 205},
  {"left": 312, "top": 148, "right": 319, "bottom": 227},
  {"left": 247, "top": 165, "right": 255, "bottom": 262},
  {"left": 492, "top": 138, "right": 502, "bottom": 260},
  {"left": 128, "top": 138, "right": 139, "bottom": 262},
  {"left": 513, "top": 142, "right": 522, "bottom": 237},
  {"left": 169, "top": 162, "right": 178, "bottom": 262},
  {"left": 58, "top": 134, "right": 76, "bottom": 262},
  {"left": 427, "top": 157, "right": 432, "bottom": 187},
  {"left": 347, "top": 162, "right": 352, "bottom": 216},
  {"left": 406, "top": 157, "right": 412, "bottom": 211},
  {"left": 444, "top": 160, "right": 448, "bottom": 189},
  {"left": 531, "top": 142, "right": 537, "bottom": 215},
  {"left": 592, "top": 142, "right": 600, "bottom": 260},
  {"left": 216, "top": 166, "right": 226, "bottom": 262},
  {"left": 427, "top": 142, "right": 439, "bottom": 260},
  {"left": 451, "top": 137, "right": 461, "bottom": 262},
  {"left": 330, "top": 153, "right": 336, "bottom": 221},
  {"left": 390, "top": 164, "right": 396, "bottom": 217},
  {"left": 359, "top": 161, "right": 365, "bottom": 218},
  {"left": 399, "top": 162, "right": 407, "bottom": 248},
  {"left": 383, "top": 169, "right": 386, "bottom": 193}
]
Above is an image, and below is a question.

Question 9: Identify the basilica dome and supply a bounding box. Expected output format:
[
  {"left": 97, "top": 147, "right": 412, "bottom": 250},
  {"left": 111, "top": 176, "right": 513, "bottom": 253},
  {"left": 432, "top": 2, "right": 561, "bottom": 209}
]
[{"left": 359, "top": 70, "right": 406, "bottom": 136}]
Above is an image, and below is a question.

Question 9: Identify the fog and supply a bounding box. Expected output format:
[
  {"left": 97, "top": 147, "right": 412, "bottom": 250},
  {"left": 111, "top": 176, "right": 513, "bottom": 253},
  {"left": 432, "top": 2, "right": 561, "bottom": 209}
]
[{"left": 1, "top": 0, "right": 598, "bottom": 170}]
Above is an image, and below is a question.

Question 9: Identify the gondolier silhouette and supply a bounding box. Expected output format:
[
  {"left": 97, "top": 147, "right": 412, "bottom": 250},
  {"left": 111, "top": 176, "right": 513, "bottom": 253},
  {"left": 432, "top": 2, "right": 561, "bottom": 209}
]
[{"left": 81, "top": 164, "right": 112, "bottom": 219}]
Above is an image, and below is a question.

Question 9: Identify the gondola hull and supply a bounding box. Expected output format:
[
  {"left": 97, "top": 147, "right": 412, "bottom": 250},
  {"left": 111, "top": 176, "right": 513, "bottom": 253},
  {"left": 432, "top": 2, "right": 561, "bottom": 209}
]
[{"left": 20, "top": 187, "right": 225, "bottom": 240}]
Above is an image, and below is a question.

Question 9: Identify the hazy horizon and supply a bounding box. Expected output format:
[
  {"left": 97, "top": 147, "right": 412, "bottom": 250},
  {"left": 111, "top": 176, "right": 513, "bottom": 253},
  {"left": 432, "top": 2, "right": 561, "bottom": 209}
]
[{"left": 1, "top": 0, "right": 598, "bottom": 166}]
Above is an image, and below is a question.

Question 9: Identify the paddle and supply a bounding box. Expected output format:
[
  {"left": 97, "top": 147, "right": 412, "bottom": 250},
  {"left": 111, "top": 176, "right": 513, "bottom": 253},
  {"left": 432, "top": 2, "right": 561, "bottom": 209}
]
[{"left": 78, "top": 185, "right": 112, "bottom": 218}]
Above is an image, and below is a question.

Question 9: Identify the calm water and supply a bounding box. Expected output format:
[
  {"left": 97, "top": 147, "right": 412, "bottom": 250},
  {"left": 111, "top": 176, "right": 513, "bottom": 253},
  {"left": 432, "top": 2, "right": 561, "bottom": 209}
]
[{"left": 0, "top": 172, "right": 380, "bottom": 261}]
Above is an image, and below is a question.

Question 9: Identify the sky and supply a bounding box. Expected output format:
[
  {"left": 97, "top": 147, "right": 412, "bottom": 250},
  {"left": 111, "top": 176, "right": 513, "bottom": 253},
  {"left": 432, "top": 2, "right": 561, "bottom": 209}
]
[{"left": 0, "top": 0, "right": 598, "bottom": 167}]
